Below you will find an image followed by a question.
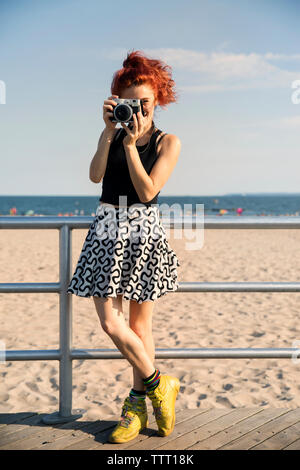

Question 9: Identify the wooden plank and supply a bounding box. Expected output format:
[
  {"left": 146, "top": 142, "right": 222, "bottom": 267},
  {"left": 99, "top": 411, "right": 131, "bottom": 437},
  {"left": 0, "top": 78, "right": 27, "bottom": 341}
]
[
  {"left": 1, "top": 406, "right": 159, "bottom": 450},
  {"left": 37, "top": 405, "right": 190, "bottom": 450},
  {"left": 40, "top": 407, "right": 194, "bottom": 450},
  {"left": 0, "top": 413, "right": 49, "bottom": 447},
  {"left": 250, "top": 421, "right": 300, "bottom": 450},
  {"left": 2, "top": 408, "right": 300, "bottom": 450},
  {"left": 187, "top": 407, "right": 289, "bottom": 450},
  {"left": 0, "top": 413, "right": 108, "bottom": 450},
  {"left": 0, "top": 414, "right": 39, "bottom": 437},
  {"left": 219, "top": 408, "right": 300, "bottom": 450},
  {"left": 91, "top": 408, "right": 210, "bottom": 450},
  {"left": 34, "top": 414, "right": 125, "bottom": 450},
  {"left": 0, "top": 423, "right": 73, "bottom": 450},
  {"left": 0, "top": 412, "right": 36, "bottom": 425},
  {"left": 180, "top": 408, "right": 264, "bottom": 450},
  {"left": 283, "top": 437, "right": 300, "bottom": 450},
  {"left": 156, "top": 408, "right": 259, "bottom": 450},
  {"left": 124, "top": 408, "right": 233, "bottom": 450},
  {"left": 63, "top": 406, "right": 162, "bottom": 450},
  {"left": 62, "top": 408, "right": 206, "bottom": 450}
]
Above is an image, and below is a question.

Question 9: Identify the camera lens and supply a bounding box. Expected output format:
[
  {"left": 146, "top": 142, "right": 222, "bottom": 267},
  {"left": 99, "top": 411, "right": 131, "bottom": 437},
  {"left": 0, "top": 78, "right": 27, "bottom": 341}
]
[{"left": 114, "top": 104, "right": 132, "bottom": 122}]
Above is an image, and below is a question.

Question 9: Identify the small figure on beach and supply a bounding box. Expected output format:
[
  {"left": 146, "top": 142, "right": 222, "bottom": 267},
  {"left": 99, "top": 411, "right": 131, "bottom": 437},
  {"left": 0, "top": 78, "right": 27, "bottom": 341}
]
[
  {"left": 25, "top": 209, "right": 34, "bottom": 216},
  {"left": 219, "top": 209, "right": 228, "bottom": 215}
]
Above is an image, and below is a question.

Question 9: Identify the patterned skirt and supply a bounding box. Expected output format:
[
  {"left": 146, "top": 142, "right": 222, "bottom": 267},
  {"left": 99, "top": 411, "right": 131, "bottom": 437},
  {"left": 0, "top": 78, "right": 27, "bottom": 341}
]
[{"left": 66, "top": 202, "right": 180, "bottom": 303}]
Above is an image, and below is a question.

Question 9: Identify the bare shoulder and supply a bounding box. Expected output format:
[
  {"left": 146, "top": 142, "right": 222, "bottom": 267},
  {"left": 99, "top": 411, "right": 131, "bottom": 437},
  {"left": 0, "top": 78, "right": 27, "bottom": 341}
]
[
  {"left": 166, "top": 134, "right": 181, "bottom": 144},
  {"left": 156, "top": 132, "right": 181, "bottom": 157}
]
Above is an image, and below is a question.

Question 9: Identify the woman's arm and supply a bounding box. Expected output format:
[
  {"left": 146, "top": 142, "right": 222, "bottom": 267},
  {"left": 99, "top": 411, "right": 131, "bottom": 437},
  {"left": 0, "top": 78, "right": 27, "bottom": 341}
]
[
  {"left": 89, "top": 127, "right": 117, "bottom": 183},
  {"left": 124, "top": 134, "right": 181, "bottom": 203}
]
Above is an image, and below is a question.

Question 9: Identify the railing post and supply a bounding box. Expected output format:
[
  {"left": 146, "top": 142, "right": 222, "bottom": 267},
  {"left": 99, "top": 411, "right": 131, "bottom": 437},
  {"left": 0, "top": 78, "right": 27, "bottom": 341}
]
[{"left": 42, "top": 224, "right": 85, "bottom": 424}]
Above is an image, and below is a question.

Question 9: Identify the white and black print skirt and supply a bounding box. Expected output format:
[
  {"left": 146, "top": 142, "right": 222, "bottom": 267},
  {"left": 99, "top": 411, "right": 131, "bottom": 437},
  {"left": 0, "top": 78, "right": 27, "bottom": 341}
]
[{"left": 67, "top": 202, "right": 180, "bottom": 303}]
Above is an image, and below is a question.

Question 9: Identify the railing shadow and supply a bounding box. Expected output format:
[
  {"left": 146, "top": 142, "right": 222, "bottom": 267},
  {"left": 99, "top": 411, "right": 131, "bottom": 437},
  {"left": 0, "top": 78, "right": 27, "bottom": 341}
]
[{"left": 0, "top": 411, "right": 157, "bottom": 448}]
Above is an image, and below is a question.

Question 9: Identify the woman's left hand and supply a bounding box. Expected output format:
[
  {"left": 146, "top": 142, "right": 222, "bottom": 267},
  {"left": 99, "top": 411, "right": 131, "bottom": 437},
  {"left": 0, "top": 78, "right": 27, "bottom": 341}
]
[{"left": 121, "top": 111, "right": 147, "bottom": 147}]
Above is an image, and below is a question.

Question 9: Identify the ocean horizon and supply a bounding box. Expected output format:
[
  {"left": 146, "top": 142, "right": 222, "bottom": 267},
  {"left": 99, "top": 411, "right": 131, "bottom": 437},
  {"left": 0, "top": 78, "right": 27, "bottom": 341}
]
[{"left": 1, "top": 193, "right": 300, "bottom": 217}]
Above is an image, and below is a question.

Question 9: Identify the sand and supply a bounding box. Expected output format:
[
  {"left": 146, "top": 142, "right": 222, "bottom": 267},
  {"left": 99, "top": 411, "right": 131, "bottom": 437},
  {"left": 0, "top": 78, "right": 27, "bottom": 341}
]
[{"left": 1, "top": 223, "right": 300, "bottom": 421}]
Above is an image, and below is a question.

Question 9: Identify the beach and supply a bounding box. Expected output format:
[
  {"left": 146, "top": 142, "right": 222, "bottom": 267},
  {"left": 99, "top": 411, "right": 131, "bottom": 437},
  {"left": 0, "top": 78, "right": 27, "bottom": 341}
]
[{"left": 1, "top": 224, "right": 300, "bottom": 421}]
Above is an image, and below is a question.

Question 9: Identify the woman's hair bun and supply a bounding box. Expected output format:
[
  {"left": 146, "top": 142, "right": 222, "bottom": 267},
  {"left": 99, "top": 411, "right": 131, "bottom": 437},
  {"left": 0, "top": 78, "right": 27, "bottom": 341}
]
[{"left": 123, "top": 51, "right": 144, "bottom": 69}]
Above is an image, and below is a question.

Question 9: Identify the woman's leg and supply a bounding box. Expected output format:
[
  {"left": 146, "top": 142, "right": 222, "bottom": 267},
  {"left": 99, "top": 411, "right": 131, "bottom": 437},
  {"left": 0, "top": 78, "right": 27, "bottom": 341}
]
[
  {"left": 129, "top": 300, "right": 156, "bottom": 391},
  {"left": 93, "top": 294, "right": 155, "bottom": 379}
]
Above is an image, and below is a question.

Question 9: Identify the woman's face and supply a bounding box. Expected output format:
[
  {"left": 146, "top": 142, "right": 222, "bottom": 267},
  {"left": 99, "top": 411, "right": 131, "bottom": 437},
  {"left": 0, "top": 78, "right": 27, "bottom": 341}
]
[{"left": 120, "top": 83, "right": 157, "bottom": 129}]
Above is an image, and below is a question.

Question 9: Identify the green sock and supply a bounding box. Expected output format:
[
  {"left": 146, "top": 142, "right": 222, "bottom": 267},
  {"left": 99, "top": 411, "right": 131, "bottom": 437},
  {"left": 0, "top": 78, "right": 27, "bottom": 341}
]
[
  {"left": 129, "top": 388, "right": 146, "bottom": 400},
  {"left": 142, "top": 368, "right": 161, "bottom": 392}
]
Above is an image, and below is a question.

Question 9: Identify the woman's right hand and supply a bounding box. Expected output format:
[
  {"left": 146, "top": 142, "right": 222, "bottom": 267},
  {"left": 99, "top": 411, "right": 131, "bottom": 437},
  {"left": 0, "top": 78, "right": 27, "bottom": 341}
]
[{"left": 103, "top": 95, "right": 119, "bottom": 130}]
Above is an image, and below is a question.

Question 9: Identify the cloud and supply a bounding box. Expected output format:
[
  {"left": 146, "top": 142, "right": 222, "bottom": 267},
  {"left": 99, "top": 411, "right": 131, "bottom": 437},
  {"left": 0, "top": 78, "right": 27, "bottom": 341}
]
[
  {"left": 264, "top": 53, "right": 300, "bottom": 61},
  {"left": 143, "top": 48, "right": 300, "bottom": 92},
  {"left": 100, "top": 47, "right": 300, "bottom": 93}
]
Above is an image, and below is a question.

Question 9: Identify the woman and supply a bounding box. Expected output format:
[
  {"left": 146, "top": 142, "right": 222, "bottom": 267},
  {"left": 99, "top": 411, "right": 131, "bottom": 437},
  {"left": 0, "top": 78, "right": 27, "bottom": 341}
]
[{"left": 67, "top": 50, "right": 181, "bottom": 444}]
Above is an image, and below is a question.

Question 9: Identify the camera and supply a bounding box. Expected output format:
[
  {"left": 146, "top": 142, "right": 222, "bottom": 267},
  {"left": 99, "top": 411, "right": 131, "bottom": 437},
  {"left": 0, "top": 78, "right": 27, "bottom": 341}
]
[{"left": 110, "top": 98, "right": 145, "bottom": 123}]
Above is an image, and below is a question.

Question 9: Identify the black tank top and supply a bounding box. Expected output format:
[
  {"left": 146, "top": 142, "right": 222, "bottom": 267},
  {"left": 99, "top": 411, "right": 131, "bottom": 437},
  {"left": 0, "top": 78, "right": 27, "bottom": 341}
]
[{"left": 99, "top": 124, "right": 167, "bottom": 207}]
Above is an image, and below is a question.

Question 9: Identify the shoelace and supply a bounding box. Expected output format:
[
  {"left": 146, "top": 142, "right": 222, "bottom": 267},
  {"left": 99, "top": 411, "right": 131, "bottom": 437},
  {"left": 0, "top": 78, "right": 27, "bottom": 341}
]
[
  {"left": 148, "top": 390, "right": 165, "bottom": 420},
  {"left": 153, "top": 405, "right": 163, "bottom": 419},
  {"left": 119, "top": 398, "right": 145, "bottom": 428},
  {"left": 149, "top": 394, "right": 164, "bottom": 419},
  {"left": 120, "top": 412, "right": 134, "bottom": 428},
  {"left": 148, "top": 381, "right": 176, "bottom": 421}
]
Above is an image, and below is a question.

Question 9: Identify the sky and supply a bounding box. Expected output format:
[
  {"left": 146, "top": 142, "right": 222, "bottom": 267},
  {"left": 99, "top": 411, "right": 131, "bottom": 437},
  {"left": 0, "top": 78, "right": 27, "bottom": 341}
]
[{"left": 1, "top": 0, "right": 300, "bottom": 196}]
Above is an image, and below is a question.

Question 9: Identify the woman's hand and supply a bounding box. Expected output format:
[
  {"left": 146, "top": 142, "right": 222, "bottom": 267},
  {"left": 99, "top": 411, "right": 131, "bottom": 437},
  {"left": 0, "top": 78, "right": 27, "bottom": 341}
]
[
  {"left": 103, "top": 95, "right": 119, "bottom": 131},
  {"left": 121, "top": 112, "right": 148, "bottom": 147}
]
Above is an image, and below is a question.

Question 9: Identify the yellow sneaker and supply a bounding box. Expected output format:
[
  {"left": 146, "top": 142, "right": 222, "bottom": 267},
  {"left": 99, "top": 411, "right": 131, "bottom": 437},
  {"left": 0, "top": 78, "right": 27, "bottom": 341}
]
[
  {"left": 146, "top": 375, "right": 180, "bottom": 437},
  {"left": 108, "top": 395, "right": 148, "bottom": 443}
]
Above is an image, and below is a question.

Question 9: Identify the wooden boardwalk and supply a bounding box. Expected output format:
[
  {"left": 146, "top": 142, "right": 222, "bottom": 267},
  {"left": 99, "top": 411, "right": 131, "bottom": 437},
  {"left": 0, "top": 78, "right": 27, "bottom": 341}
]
[{"left": 1, "top": 407, "right": 300, "bottom": 450}]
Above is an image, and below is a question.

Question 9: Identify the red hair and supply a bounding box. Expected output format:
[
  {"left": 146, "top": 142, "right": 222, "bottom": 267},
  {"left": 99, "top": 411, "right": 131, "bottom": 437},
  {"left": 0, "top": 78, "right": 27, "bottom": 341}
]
[{"left": 111, "top": 49, "right": 179, "bottom": 109}]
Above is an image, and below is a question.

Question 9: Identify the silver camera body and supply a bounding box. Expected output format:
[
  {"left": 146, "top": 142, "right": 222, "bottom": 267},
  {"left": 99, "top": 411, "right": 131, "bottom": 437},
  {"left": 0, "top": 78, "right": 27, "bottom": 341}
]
[{"left": 110, "top": 98, "right": 145, "bottom": 123}]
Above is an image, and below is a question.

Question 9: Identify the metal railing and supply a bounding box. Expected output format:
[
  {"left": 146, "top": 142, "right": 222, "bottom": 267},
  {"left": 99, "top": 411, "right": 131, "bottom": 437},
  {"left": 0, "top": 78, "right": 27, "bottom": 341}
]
[{"left": 1, "top": 215, "right": 300, "bottom": 424}]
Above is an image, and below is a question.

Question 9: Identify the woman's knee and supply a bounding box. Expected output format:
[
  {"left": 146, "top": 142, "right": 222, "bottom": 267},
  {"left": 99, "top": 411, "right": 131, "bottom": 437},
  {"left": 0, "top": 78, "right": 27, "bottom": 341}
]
[
  {"left": 100, "top": 317, "right": 120, "bottom": 337},
  {"left": 93, "top": 295, "right": 125, "bottom": 337},
  {"left": 129, "top": 300, "right": 154, "bottom": 340},
  {"left": 129, "top": 321, "right": 152, "bottom": 340}
]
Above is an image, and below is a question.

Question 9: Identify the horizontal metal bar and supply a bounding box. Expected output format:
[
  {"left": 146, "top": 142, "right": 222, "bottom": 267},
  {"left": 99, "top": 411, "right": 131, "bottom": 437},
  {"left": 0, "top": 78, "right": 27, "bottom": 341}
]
[
  {"left": 1, "top": 215, "right": 300, "bottom": 230},
  {"left": 5, "top": 348, "right": 299, "bottom": 362},
  {"left": 1, "top": 282, "right": 300, "bottom": 294},
  {"left": 202, "top": 215, "right": 300, "bottom": 229},
  {"left": 0, "top": 282, "right": 60, "bottom": 293},
  {"left": 70, "top": 348, "right": 298, "bottom": 359},
  {"left": 0, "top": 216, "right": 91, "bottom": 229},
  {"left": 177, "top": 282, "right": 300, "bottom": 292},
  {"left": 5, "top": 350, "right": 61, "bottom": 361},
  {"left": 164, "top": 216, "right": 300, "bottom": 229}
]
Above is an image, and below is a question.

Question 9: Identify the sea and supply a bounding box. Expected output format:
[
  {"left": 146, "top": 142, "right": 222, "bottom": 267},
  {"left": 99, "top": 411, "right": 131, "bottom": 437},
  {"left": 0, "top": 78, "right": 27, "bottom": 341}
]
[{"left": 1, "top": 194, "right": 300, "bottom": 217}]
